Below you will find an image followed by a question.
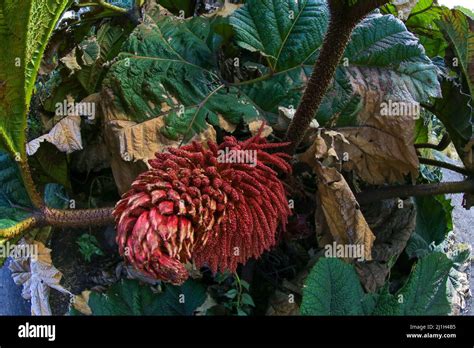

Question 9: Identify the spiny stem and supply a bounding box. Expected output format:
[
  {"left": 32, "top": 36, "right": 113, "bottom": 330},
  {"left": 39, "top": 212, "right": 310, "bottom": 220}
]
[
  {"left": 18, "top": 160, "right": 44, "bottom": 208},
  {"left": 284, "top": 0, "right": 390, "bottom": 153},
  {"left": 356, "top": 180, "right": 474, "bottom": 205},
  {"left": 0, "top": 207, "right": 115, "bottom": 238}
]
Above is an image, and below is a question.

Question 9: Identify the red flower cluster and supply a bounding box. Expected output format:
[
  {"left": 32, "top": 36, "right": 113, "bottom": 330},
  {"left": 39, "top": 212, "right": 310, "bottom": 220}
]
[{"left": 113, "top": 135, "right": 292, "bottom": 284}]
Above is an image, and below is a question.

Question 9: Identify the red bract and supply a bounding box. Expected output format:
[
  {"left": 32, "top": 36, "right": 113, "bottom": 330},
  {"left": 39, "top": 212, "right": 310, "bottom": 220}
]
[{"left": 113, "top": 135, "right": 292, "bottom": 285}]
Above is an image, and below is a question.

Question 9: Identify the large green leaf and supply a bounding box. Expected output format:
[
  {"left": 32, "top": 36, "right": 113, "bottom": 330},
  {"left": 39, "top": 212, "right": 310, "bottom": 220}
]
[
  {"left": 301, "top": 253, "right": 453, "bottom": 316},
  {"left": 103, "top": 15, "right": 261, "bottom": 141},
  {"left": 373, "top": 252, "right": 453, "bottom": 315},
  {"left": 0, "top": 0, "right": 71, "bottom": 157},
  {"left": 77, "top": 21, "right": 135, "bottom": 94},
  {"left": 232, "top": 0, "right": 441, "bottom": 125},
  {"left": 437, "top": 9, "right": 474, "bottom": 99},
  {"left": 105, "top": 0, "right": 440, "bottom": 141},
  {"left": 0, "top": 151, "right": 35, "bottom": 265},
  {"left": 0, "top": 152, "right": 34, "bottom": 229},
  {"left": 230, "top": 0, "right": 329, "bottom": 72},
  {"left": 84, "top": 279, "right": 206, "bottom": 316},
  {"left": 300, "top": 258, "right": 370, "bottom": 315},
  {"left": 427, "top": 78, "right": 474, "bottom": 167},
  {"left": 406, "top": 195, "right": 453, "bottom": 259},
  {"left": 383, "top": 0, "right": 450, "bottom": 58}
]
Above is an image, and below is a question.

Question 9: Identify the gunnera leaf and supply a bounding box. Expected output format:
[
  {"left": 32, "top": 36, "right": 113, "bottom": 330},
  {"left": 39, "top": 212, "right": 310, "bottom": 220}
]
[
  {"left": 84, "top": 279, "right": 206, "bottom": 316},
  {"left": 300, "top": 257, "right": 370, "bottom": 316},
  {"left": 105, "top": 0, "right": 441, "bottom": 142},
  {"left": 406, "top": 195, "right": 453, "bottom": 259},
  {"left": 0, "top": 0, "right": 71, "bottom": 157},
  {"left": 302, "top": 253, "right": 453, "bottom": 316}
]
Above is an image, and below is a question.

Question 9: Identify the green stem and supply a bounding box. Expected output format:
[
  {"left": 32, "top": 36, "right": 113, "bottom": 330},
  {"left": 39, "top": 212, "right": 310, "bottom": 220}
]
[{"left": 234, "top": 272, "right": 243, "bottom": 309}]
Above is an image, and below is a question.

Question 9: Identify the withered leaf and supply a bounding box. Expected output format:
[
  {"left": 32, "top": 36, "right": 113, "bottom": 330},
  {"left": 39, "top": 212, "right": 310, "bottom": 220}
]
[
  {"left": 9, "top": 240, "right": 69, "bottom": 316},
  {"left": 303, "top": 127, "right": 419, "bottom": 185},
  {"left": 72, "top": 290, "right": 92, "bottom": 315},
  {"left": 314, "top": 162, "right": 375, "bottom": 261},
  {"left": 27, "top": 115, "right": 83, "bottom": 156},
  {"left": 104, "top": 115, "right": 216, "bottom": 194},
  {"left": 356, "top": 198, "right": 416, "bottom": 292}
]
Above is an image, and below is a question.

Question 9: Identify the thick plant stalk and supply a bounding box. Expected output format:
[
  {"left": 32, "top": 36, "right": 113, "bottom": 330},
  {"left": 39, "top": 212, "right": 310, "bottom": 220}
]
[
  {"left": 285, "top": 0, "right": 390, "bottom": 153},
  {"left": 43, "top": 207, "right": 115, "bottom": 228},
  {"left": 19, "top": 160, "right": 44, "bottom": 208},
  {"left": 0, "top": 207, "right": 114, "bottom": 238},
  {"left": 357, "top": 180, "right": 474, "bottom": 205}
]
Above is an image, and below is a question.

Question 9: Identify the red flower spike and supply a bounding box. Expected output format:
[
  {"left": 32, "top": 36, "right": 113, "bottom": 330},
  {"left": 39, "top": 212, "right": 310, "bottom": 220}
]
[{"left": 113, "top": 134, "right": 292, "bottom": 285}]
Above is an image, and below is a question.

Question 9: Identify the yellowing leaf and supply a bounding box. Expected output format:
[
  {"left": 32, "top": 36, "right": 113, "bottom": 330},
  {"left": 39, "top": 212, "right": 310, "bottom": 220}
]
[
  {"left": 103, "top": 108, "right": 217, "bottom": 193},
  {"left": 72, "top": 290, "right": 92, "bottom": 315},
  {"left": 314, "top": 162, "right": 375, "bottom": 261},
  {"left": 60, "top": 47, "right": 82, "bottom": 74},
  {"left": 303, "top": 127, "right": 419, "bottom": 185}
]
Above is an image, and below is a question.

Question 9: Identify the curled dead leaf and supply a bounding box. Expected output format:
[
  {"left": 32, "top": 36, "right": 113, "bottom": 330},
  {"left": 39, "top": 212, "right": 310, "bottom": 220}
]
[
  {"left": 303, "top": 127, "right": 419, "bottom": 185},
  {"left": 249, "top": 120, "right": 273, "bottom": 138},
  {"left": 27, "top": 115, "right": 83, "bottom": 156},
  {"left": 72, "top": 291, "right": 92, "bottom": 315},
  {"left": 9, "top": 240, "right": 70, "bottom": 316},
  {"left": 314, "top": 162, "right": 375, "bottom": 261},
  {"left": 60, "top": 48, "right": 81, "bottom": 75}
]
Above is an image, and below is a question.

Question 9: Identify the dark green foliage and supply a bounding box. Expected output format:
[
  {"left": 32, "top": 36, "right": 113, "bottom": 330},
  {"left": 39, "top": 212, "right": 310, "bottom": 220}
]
[
  {"left": 301, "top": 253, "right": 453, "bottom": 316},
  {"left": 79, "top": 279, "right": 206, "bottom": 315}
]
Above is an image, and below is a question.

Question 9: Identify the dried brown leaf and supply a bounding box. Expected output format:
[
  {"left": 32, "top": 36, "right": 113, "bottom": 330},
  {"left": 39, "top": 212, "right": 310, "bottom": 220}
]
[
  {"left": 249, "top": 120, "right": 272, "bottom": 138},
  {"left": 27, "top": 115, "right": 83, "bottom": 156},
  {"left": 314, "top": 162, "right": 375, "bottom": 261},
  {"left": 9, "top": 240, "right": 69, "bottom": 316},
  {"left": 72, "top": 291, "right": 92, "bottom": 315},
  {"left": 60, "top": 48, "right": 81, "bottom": 74},
  {"left": 303, "top": 127, "right": 419, "bottom": 184},
  {"left": 348, "top": 66, "right": 420, "bottom": 147}
]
